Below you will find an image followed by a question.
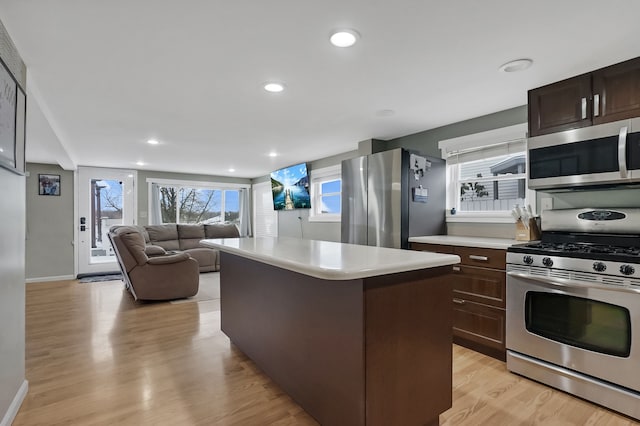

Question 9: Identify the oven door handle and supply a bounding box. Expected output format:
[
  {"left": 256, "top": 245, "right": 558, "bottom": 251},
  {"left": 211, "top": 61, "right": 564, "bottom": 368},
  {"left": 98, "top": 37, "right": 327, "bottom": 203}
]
[{"left": 507, "top": 271, "right": 640, "bottom": 295}]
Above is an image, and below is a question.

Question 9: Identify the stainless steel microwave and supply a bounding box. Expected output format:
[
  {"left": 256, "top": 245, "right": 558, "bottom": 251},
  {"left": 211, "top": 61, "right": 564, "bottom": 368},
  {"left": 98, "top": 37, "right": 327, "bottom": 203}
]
[{"left": 527, "top": 117, "right": 640, "bottom": 190}]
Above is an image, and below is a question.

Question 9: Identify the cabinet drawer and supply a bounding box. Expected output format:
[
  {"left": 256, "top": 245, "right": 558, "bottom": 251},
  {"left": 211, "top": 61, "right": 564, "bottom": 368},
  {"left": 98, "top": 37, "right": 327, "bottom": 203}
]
[
  {"left": 452, "top": 300, "right": 505, "bottom": 352},
  {"left": 409, "top": 242, "right": 456, "bottom": 255},
  {"left": 455, "top": 246, "right": 506, "bottom": 269},
  {"left": 451, "top": 265, "right": 505, "bottom": 308}
]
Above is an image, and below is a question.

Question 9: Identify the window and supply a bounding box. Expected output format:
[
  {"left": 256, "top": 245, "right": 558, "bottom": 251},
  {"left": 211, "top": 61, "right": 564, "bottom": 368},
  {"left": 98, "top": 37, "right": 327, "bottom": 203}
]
[
  {"left": 309, "top": 165, "right": 341, "bottom": 222},
  {"left": 148, "top": 179, "right": 249, "bottom": 226},
  {"left": 439, "top": 124, "right": 534, "bottom": 222}
]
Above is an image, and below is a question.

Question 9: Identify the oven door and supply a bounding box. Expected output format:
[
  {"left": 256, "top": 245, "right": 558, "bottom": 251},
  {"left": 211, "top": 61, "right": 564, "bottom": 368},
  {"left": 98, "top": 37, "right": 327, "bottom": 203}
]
[{"left": 506, "top": 271, "right": 640, "bottom": 392}]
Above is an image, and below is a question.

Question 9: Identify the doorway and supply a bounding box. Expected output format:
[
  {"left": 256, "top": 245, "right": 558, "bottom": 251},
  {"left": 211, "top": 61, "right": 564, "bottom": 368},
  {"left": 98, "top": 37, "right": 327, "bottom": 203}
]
[{"left": 77, "top": 167, "right": 136, "bottom": 276}]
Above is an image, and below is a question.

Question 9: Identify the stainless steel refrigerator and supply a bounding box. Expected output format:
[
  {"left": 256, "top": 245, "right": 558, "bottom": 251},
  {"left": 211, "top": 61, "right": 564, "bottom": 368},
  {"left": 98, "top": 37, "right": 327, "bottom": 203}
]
[{"left": 341, "top": 148, "right": 446, "bottom": 249}]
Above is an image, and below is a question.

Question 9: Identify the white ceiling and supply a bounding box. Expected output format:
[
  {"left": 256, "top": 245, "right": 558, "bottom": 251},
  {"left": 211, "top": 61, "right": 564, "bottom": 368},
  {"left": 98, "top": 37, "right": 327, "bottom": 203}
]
[{"left": 1, "top": 0, "right": 639, "bottom": 179}]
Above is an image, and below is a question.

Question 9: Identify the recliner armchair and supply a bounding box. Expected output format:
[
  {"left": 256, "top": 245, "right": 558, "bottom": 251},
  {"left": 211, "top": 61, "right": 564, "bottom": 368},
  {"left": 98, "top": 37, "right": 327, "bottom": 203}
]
[{"left": 108, "top": 226, "right": 199, "bottom": 301}]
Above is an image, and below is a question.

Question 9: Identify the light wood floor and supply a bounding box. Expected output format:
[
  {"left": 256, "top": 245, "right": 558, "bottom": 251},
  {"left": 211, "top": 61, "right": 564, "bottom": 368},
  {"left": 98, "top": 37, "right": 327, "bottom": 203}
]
[{"left": 14, "top": 277, "right": 639, "bottom": 425}]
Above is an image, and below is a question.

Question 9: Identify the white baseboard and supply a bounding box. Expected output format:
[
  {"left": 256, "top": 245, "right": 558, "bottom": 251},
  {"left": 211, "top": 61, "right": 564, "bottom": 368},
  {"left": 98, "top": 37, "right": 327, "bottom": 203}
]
[
  {"left": 1, "top": 380, "right": 28, "bottom": 426},
  {"left": 26, "top": 274, "right": 75, "bottom": 283}
]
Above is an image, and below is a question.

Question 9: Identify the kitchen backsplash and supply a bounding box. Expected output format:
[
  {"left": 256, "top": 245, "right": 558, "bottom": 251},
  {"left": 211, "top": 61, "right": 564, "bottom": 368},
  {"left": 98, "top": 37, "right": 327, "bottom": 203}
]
[
  {"left": 536, "top": 187, "right": 640, "bottom": 211},
  {"left": 447, "top": 222, "right": 515, "bottom": 239}
]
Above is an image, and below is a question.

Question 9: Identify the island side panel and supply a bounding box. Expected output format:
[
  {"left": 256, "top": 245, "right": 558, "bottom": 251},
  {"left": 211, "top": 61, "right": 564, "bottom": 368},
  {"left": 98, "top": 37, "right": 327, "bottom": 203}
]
[
  {"left": 219, "top": 252, "right": 366, "bottom": 426},
  {"left": 364, "top": 267, "right": 453, "bottom": 426}
]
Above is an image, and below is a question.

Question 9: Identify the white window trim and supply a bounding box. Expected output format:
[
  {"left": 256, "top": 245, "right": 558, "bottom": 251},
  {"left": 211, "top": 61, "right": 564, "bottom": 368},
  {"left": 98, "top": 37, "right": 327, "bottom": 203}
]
[
  {"left": 145, "top": 177, "right": 250, "bottom": 190},
  {"left": 439, "top": 123, "right": 535, "bottom": 223},
  {"left": 309, "top": 164, "right": 341, "bottom": 223}
]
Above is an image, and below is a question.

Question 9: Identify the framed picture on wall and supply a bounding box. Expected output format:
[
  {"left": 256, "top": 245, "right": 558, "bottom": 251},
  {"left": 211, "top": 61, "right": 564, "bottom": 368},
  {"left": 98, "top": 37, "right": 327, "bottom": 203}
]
[{"left": 39, "top": 174, "right": 61, "bottom": 196}]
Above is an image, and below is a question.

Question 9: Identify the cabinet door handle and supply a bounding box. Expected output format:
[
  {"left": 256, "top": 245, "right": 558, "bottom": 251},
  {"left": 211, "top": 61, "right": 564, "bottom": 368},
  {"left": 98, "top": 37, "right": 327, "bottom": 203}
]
[
  {"left": 593, "top": 94, "right": 600, "bottom": 117},
  {"left": 452, "top": 266, "right": 461, "bottom": 272},
  {"left": 469, "top": 255, "right": 489, "bottom": 261},
  {"left": 453, "top": 298, "right": 466, "bottom": 305},
  {"left": 581, "top": 97, "right": 587, "bottom": 119}
]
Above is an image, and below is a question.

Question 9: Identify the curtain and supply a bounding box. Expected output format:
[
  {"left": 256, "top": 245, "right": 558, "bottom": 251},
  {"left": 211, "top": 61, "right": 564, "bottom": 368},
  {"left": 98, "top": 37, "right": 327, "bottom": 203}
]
[
  {"left": 149, "top": 183, "right": 163, "bottom": 225},
  {"left": 238, "top": 188, "right": 252, "bottom": 237}
]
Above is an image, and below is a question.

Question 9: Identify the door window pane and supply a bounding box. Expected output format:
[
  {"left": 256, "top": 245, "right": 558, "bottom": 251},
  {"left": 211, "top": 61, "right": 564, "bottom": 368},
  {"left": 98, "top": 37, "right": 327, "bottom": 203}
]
[{"left": 91, "top": 179, "right": 123, "bottom": 262}]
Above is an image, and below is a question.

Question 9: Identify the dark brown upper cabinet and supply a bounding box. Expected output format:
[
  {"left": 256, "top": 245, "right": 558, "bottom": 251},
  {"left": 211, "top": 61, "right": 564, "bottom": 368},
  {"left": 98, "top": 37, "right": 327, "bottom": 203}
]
[
  {"left": 528, "top": 57, "right": 640, "bottom": 137},
  {"left": 592, "top": 58, "right": 640, "bottom": 124}
]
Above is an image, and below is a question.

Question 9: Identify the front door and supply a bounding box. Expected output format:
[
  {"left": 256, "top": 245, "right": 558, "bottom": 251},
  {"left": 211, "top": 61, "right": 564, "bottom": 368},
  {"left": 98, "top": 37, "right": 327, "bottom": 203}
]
[{"left": 77, "top": 167, "right": 136, "bottom": 276}]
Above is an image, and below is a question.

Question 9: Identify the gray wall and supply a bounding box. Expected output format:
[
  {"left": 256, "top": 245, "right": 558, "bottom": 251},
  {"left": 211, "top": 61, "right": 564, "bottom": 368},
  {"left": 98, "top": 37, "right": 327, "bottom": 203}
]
[
  {"left": 274, "top": 107, "right": 529, "bottom": 241},
  {"left": 0, "top": 19, "right": 27, "bottom": 425},
  {"left": 136, "top": 169, "right": 252, "bottom": 226},
  {"left": 25, "top": 164, "right": 75, "bottom": 280},
  {"left": 389, "top": 106, "right": 528, "bottom": 239},
  {"left": 257, "top": 150, "right": 357, "bottom": 242},
  {"left": 387, "top": 106, "right": 528, "bottom": 156},
  {"left": 0, "top": 169, "right": 26, "bottom": 425}
]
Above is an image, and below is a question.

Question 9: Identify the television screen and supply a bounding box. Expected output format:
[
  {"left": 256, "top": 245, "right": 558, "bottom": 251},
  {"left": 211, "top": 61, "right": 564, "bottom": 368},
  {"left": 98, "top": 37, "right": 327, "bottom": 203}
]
[{"left": 271, "top": 162, "right": 311, "bottom": 210}]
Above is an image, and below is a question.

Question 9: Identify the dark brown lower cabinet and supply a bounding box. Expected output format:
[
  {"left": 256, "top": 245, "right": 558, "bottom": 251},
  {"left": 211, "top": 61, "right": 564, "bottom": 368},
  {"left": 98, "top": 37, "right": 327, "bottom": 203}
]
[
  {"left": 452, "top": 297, "right": 506, "bottom": 361},
  {"left": 451, "top": 264, "right": 506, "bottom": 361},
  {"left": 410, "top": 242, "right": 507, "bottom": 361}
]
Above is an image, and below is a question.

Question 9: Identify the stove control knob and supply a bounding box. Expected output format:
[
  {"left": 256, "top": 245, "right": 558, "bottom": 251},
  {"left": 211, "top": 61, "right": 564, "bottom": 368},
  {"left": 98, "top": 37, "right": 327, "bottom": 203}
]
[
  {"left": 523, "top": 255, "right": 534, "bottom": 265},
  {"left": 620, "top": 265, "right": 636, "bottom": 276},
  {"left": 542, "top": 257, "right": 553, "bottom": 267},
  {"left": 593, "top": 262, "right": 607, "bottom": 272}
]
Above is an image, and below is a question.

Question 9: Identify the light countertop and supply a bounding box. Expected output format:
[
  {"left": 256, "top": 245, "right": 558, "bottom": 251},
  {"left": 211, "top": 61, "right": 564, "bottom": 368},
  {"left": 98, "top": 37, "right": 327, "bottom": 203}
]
[
  {"left": 201, "top": 237, "right": 460, "bottom": 280},
  {"left": 408, "top": 235, "right": 520, "bottom": 250}
]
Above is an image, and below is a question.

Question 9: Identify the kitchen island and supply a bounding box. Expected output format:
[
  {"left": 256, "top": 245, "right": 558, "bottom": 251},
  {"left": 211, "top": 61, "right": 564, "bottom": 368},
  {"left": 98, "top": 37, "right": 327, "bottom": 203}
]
[{"left": 200, "top": 237, "right": 460, "bottom": 426}]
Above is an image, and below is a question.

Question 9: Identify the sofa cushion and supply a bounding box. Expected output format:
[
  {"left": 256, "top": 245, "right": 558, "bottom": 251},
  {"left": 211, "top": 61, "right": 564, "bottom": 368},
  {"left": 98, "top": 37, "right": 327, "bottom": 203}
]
[
  {"left": 177, "top": 224, "right": 205, "bottom": 239},
  {"left": 178, "top": 224, "right": 205, "bottom": 250},
  {"left": 145, "top": 224, "right": 180, "bottom": 250},
  {"left": 144, "top": 244, "right": 166, "bottom": 257},
  {"left": 204, "top": 223, "right": 240, "bottom": 239},
  {"left": 184, "top": 248, "right": 217, "bottom": 272},
  {"left": 120, "top": 231, "right": 149, "bottom": 266},
  {"left": 110, "top": 225, "right": 149, "bottom": 243}
]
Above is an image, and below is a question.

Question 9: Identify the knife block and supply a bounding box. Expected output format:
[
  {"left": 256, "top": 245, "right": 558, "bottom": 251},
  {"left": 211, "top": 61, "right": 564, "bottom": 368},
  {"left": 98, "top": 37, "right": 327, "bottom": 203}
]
[{"left": 515, "top": 218, "right": 541, "bottom": 241}]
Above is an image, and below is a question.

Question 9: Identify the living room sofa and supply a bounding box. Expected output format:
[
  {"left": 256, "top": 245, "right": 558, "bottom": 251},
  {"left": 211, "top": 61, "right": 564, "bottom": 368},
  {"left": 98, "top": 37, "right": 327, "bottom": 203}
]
[
  {"left": 144, "top": 223, "right": 239, "bottom": 272},
  {"left": 110, "top": 223, "right": 240, "bottom": 272},
  {"left": 108, "top": 226, "right": 200, "bottom": 301}
]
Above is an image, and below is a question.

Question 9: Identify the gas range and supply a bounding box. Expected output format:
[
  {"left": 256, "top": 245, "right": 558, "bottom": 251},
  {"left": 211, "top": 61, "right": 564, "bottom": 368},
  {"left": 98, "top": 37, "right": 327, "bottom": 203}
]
[
  {"left": 507, "top": 208, "right": 640, "bottom": 285},
  {"left": 506, "top": 207, "right": 640, "bottom": 421}
]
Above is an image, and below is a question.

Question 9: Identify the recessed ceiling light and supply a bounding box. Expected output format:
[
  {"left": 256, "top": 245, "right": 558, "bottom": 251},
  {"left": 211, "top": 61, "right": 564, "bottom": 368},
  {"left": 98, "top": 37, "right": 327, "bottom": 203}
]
[
  {"left": 228, "top": 168, "right": 236, "bottom": 173},
  {"left": 330, "top": 29, "right": 360, "bottom": 47},
  {"left": 136, "top": 161, "right": 145, "bottom": 166},
  {"left": 147, "top": 139, "right": 159, "bottom": 145},
  {"left": 498, "top": 58, "right": 533, "bottom": 73},
  {"left": 268, "top": 152, "right": 278, "bottom": 157},
  {"left": 264, "top": 82, "right": 285, "bottom": 93}
]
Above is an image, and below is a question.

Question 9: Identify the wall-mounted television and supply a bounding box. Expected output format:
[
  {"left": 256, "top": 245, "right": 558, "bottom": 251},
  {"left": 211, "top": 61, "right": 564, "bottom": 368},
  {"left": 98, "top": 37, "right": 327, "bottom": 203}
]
[{"left": 271, "top": 162, "right": 311, "bottom": 210}]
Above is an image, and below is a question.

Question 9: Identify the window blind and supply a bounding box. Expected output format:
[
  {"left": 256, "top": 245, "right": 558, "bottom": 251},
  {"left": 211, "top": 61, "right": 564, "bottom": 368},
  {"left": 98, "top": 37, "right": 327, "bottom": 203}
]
[{"left": 438, "top": 123, "right": 527, "bottom": 165}]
